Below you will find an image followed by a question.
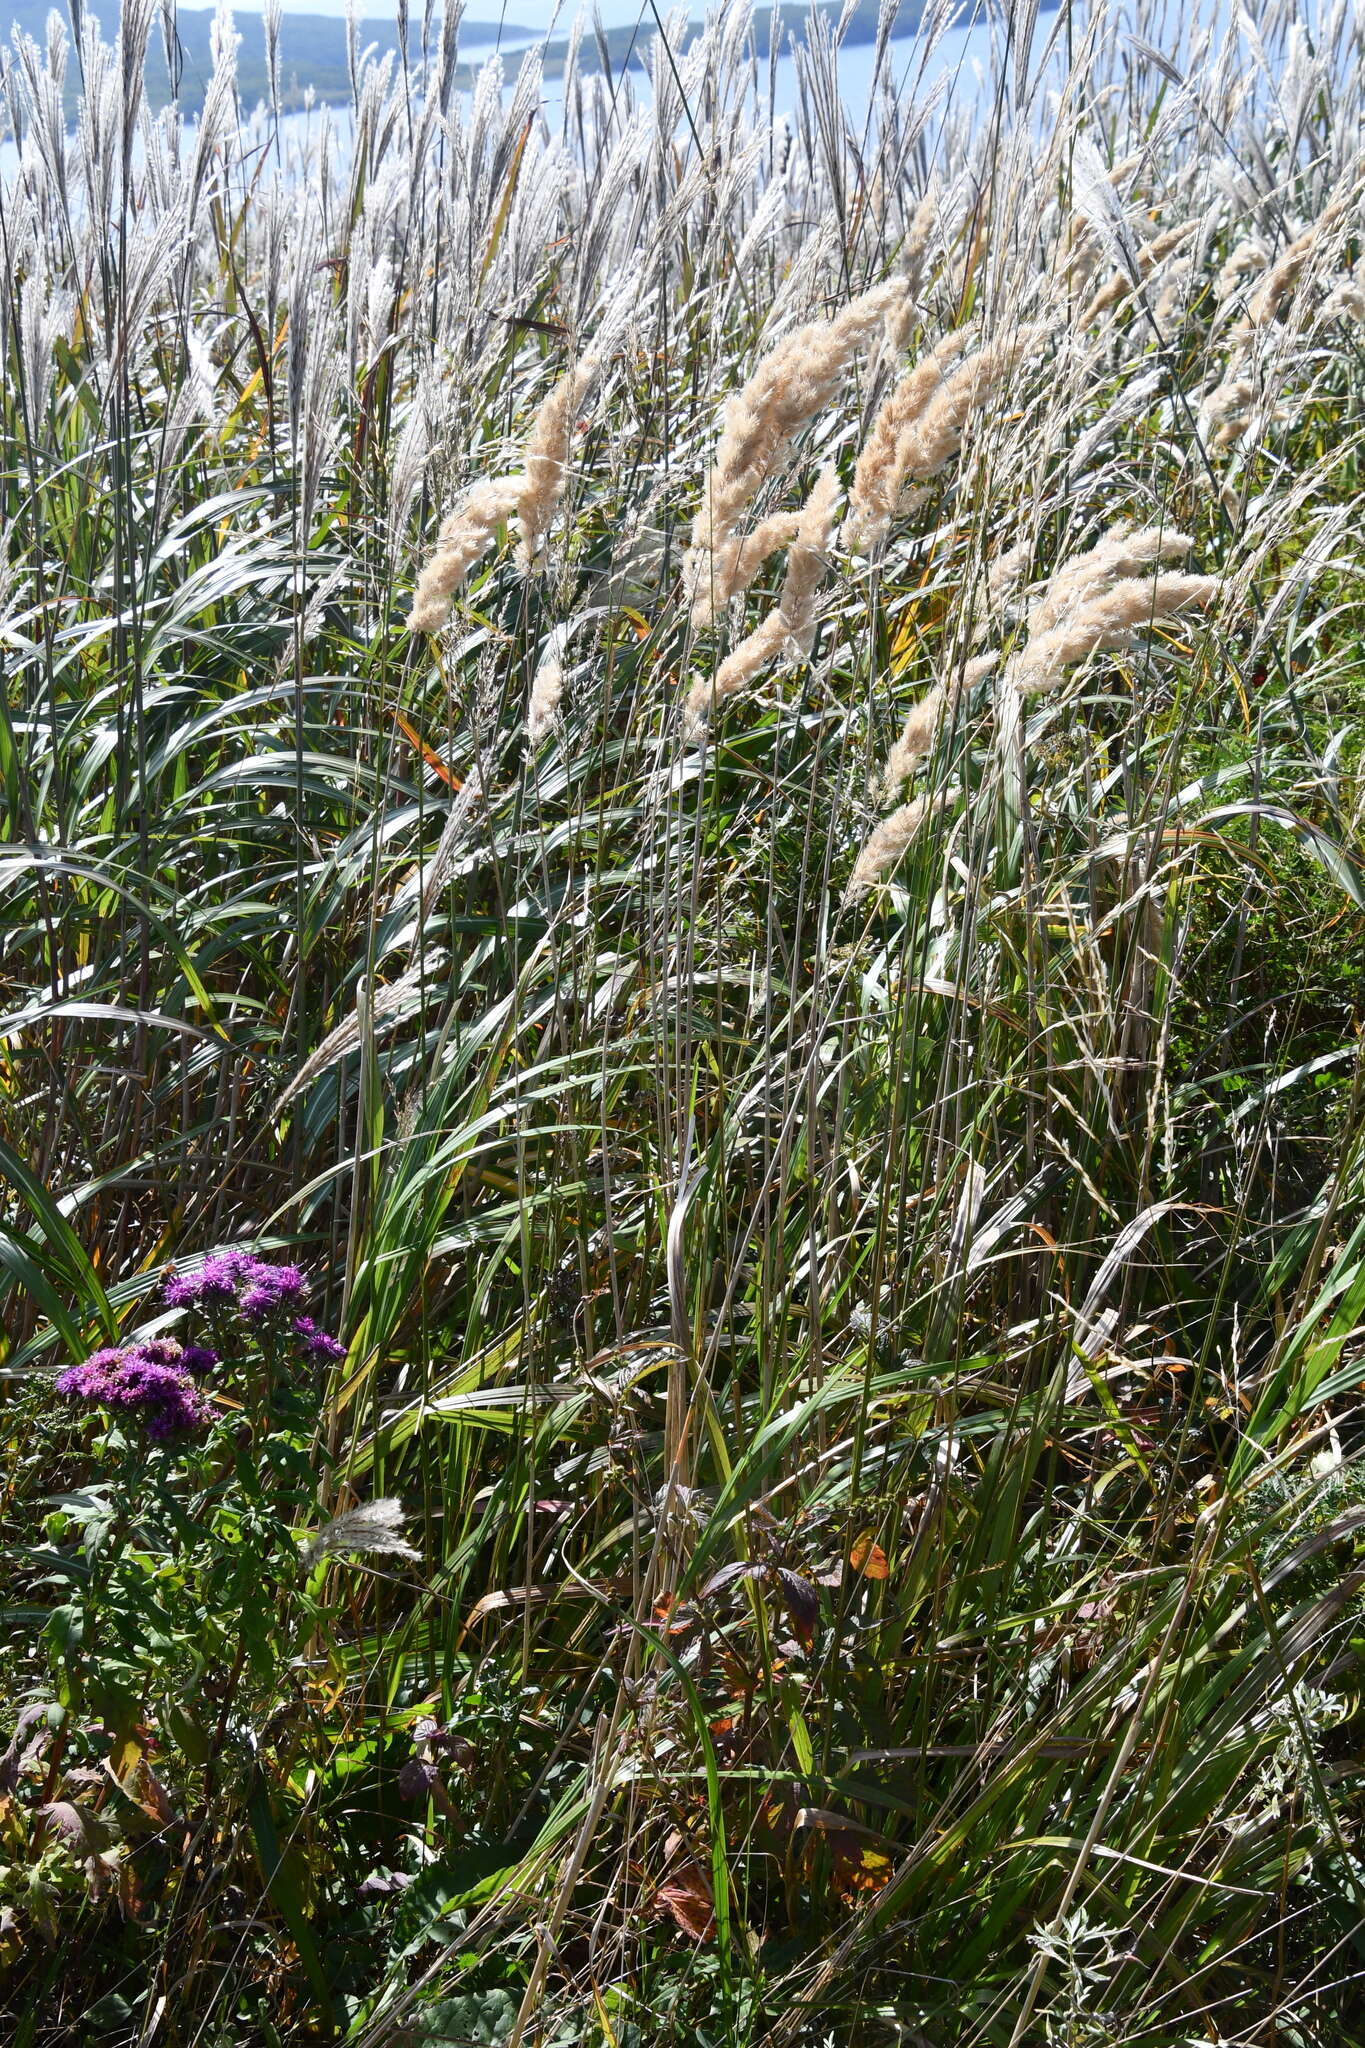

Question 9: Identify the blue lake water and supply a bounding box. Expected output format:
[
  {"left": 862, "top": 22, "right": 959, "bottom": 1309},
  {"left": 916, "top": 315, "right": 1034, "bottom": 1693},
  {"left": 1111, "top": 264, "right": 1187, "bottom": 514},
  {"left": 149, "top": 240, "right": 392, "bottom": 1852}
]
[
  {"left": 0, "top": 0, "right": 1278, "bottom": 184},
  {"left": 0, "top": 8, "right": 1011, "bottom": 180},
  {"left": 232, "top": 11, "right": 1005, "bottom": 168}
]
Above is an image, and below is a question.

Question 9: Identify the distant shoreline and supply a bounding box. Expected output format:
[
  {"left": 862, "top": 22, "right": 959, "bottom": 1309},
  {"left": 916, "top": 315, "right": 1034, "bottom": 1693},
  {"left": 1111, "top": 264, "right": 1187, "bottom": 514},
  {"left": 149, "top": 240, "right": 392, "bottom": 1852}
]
[{"left": 2, "top": 0, "right": 1044, "bottom": 117}]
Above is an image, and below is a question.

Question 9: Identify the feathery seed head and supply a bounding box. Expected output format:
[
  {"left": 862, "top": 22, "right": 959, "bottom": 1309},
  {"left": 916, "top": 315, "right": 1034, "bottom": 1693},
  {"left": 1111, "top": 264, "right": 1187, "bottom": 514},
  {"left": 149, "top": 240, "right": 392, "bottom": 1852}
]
[
  {"left": 515, "top": 354, "right": 601, "bottom": 577},
  {"left": 685, "top": 282, "right": 902, "bottom": 630},
  {"left": 408, "top": 475, "right": 523, "bottom": 632},
  {"left": 845, "top": 796, "right": 935, "bottom": 900},
  {"left": 844, "top": 328, "right": 1040, "bottom": 553},
  {"left": 683, "top": 465, "right": 840, "bottom": 740},
  {"left": 303, "top": 1498, "right": 420, "bottom": 1566},
  {"left": 1007, "top": 571, "right": 1222, "bottom": 695}
]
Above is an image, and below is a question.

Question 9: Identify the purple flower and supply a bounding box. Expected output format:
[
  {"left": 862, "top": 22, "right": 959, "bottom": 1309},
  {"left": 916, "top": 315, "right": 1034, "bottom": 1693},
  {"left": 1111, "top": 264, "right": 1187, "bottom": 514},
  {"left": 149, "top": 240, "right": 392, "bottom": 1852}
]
[
  {"left": 179, "top": 1346, "right": 219, "bottom": 1376},
  {"left": 56, "top": 1340, "right": 212, "bottom": 1439},
  {"left": 293, "top": 1317, "right": 345, "bottom": 1363},
  {"left": 164, "top": 1252, "right": 311, "bottom": 1323},
  {"left": 145, "top": 1381, "right": 211, "bottom": 1437},
  {"left": 109, "top": 1358, "right": 188, "bottom": 1407},
  {"left": 238, "top": 1262, "right": 309, "bottom": 1323},
  {"left": 138, "top": 1338, "right": 187, "bottom": 1368},
  {"left": 164, "top": 1253, "right": 247, "bottom": 1308},
  {"left": 56, "top": 1353, "right": 123, "bottom": 1401}
]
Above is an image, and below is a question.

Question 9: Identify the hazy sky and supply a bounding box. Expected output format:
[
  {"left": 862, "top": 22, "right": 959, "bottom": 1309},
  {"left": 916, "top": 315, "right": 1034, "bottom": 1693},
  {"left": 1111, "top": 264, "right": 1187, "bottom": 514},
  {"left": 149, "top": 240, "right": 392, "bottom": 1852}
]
[{"left": 175, "top": 0, "right": 664, "bottom": 25}]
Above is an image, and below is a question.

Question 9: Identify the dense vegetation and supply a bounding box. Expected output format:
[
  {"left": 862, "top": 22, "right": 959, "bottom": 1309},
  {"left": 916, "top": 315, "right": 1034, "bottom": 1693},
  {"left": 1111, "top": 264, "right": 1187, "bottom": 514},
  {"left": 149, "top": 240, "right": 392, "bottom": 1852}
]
[{"left": 3, "top": 0, "right": 1365, "bottom": 2041}]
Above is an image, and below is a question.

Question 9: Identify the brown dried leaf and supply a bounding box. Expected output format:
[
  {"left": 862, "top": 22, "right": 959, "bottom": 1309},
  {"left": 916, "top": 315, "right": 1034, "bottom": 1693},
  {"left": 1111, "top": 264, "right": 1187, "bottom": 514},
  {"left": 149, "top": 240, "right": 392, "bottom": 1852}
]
[
  {"left": 654, "top": 1860, "right": 716, "bottom": 1941},
  {"left": 114, "top": 1757, "right": 179, "bottom": 1828},
  {"left": 118, "top": 1852, "right": 149, "bottom": 1922}
]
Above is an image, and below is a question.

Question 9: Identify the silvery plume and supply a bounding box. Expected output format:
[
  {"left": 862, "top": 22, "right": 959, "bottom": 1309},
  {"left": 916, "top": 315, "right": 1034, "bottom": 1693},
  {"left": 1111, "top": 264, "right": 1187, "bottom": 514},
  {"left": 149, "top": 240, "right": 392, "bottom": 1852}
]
[{"left": 303, "top": 1499, "right": 420, "bottom": 1567}]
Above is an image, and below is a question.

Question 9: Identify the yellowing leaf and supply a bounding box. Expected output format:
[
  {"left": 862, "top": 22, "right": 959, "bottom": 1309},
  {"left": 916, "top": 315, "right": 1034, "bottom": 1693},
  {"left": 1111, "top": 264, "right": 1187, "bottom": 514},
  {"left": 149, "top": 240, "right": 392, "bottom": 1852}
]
[
  {"left": 850, "top": 1534, "right": 890, "bottom": 1579},
  {"left": 834, "top": 1845, "right": 893, "bottom": 1903}
]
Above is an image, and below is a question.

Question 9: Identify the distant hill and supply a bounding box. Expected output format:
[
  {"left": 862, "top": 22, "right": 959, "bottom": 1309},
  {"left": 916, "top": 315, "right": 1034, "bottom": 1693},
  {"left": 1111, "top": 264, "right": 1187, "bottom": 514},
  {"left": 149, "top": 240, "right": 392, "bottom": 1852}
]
[{"left": 3, "top": 0, "right": 1031, "bottom": 113}]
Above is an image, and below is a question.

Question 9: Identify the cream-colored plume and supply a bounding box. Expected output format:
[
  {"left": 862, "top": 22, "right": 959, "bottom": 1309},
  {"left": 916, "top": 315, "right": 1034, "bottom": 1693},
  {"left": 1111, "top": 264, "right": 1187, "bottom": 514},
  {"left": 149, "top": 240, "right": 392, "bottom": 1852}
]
[
  {"left": 516, "top": 355, "right": 601, "bottom": 574},
  {"left": 1321, "top": 271, "right": 1365, "bottom": 323},
  {"left": 1024, "top": 521, "right": 1195, "bottom": 636},
  {"left": 683, "top": 465, "right": 840, "bottom": 740},
  {"left": 684, "top": 281, "right": 904, "bottom": 630},
  {"left": 1214, "top": 235, "right": 1271, "bottom": 304},
  {"left": 1078, "top": 222, "right": 1197, "bottom": 326},
  {"left": 409, "top": 353, "right": 602, "bottom": 632},
  {"left": 1200, "top": 374, "right": 1261, "bottom": 450},
  {"left": 730, "top": 512, "right": 804, "bottom": 597},
  {"left": 526, "top": 650, "right": 566, "bottom": 745},
  {"left": 989, "top": 538, "right": 1035, "bottom": 607},
  {"left": 1202, "top": 186, "right": 1358, "bottom": 450},
  {"left": 845, "top": 795, "right": 934, "bottom": 900},
  {"left": 993, "top": 519, "right": 1219, "bottom": 695},
  {"left": 877, "top": 651, "right": 997, "bottom": 802},
  {"left": 843, "top": 329, "right": 1041, "bottom": 552},
  {"left": 303, "top": 1498, "right": 420, "bottom": 1566},
  {"left": 882, "top": 185, "right": 942, "bottom": 354},
  {"left": 408, "top": 475, "right": 523, "bottom": 631},
  {"left": 843, "top": 330, "right": 968, "bottom": 552},
  {"left": 1006, "top": 572, "right": 1220, "bottom": 695}
]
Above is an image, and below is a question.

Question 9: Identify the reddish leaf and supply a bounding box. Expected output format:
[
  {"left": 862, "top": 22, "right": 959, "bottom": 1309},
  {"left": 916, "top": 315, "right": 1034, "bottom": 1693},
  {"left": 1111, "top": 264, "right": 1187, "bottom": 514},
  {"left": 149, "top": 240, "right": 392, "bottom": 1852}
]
[
  {"left": 427, "top": 1728, "right": 477, "bottom": 1768},
  {"left": 700, "top": 1561, "right": 763, "bottom": 1599},
  {"left": 654, "top": 1860, "right": 716, "bottom": 1942},
  {"left": 774, "top": 1567, "right": 820, "bottom": 1648},
  {"left": 652, "top": 1596, "right": 700, "bottom": 1637},
  {"left": 40, "top": 1799, "right": 107, "bottom": 1854},
  {"left": 397, "top": 1757, "right": 439, "bottom": 1801},
  {"left": 719, "top": 1651, "right": 755, "bottom": 1694}
]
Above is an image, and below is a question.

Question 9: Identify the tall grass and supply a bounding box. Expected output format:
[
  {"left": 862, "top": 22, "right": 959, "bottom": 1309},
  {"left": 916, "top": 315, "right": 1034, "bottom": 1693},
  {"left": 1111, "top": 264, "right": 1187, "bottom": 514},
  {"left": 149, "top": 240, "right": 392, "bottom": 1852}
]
[{"left": 3, "top": 0, "right": 1365, "bottom": 2040}]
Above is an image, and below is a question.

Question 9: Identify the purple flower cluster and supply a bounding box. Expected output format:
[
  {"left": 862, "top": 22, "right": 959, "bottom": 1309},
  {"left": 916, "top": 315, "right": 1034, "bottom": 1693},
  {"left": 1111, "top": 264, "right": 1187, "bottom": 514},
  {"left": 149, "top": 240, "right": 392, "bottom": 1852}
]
[
  {"left": 163, "top": 1252, "right": 343, "bottom": 1363},
  {"left": 164, "top": 1251, "right": 307, "bottom": 1318},
  {"left": 240, "top": 1264, "right": 309, "bottom": 1323},
  {"left": 56, "top": 1339, "right": 212, "bottom": 1439},
  {"left": 293, "top": 1317, "right": 346, "bottom": 1363}
]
